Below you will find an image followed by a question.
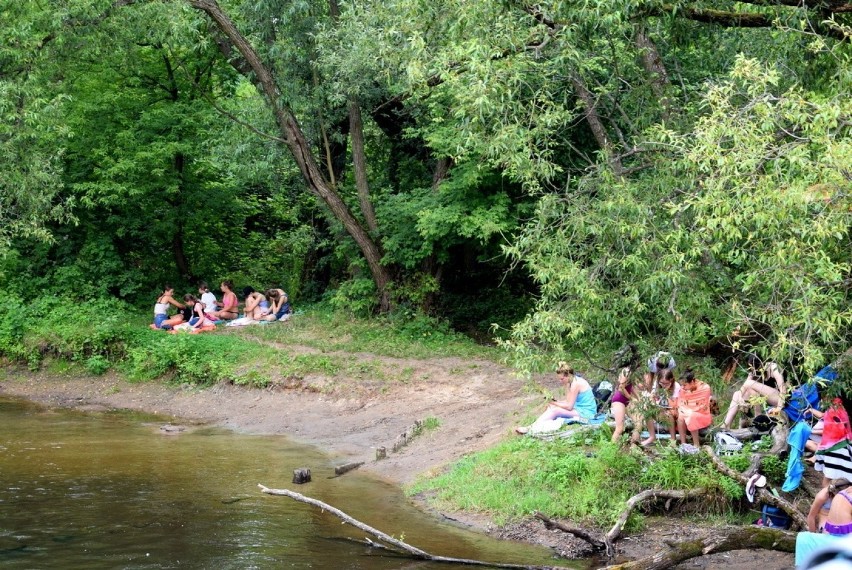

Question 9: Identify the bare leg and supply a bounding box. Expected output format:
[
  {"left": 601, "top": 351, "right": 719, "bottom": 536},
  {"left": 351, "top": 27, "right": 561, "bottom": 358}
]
[
  {"left": 611, "top": 401, "right": 627, "bottom": 443},
  {"left": 723, "top": 390, "right": 746, "bottom": 428},
  {"left": 677, "top": 416, "right": 687, "bottom": 445},
  {"left": 690, "top": 429, "right": 701, "bottom": 447},
  {"left": 641, "top": 419, "right": 656, "bottom": 446}
]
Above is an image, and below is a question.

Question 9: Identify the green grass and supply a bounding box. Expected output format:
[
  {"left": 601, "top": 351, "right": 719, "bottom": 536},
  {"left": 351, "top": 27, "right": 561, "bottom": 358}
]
[
  {"left": 245, "top": 306, "right": 494, "bottom": 360},
  {"left": 0, "top": 297, "right": 498, "bottom": 388},
  {"left": 408, "top": 434, "right": 743, "bottom": 528}
]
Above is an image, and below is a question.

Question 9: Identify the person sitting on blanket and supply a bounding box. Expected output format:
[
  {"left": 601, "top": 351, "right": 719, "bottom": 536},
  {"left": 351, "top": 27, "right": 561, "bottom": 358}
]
[
  {"left": 721, "top": 353, "right": 786, "bottom": 429},
  {"left": 515, "top": 362, "right": 597, "bottom": 435},
  {"left": 676, "top": 368, "right": 713, "bottom": 448},
  {"left": 641, "top": 368, "right": 681, "bottom": 447},
  {"left": 209, "top": 280, "right": 238, "bottom": 321},
  {"left": 264, "top": 288, "right": 293, "bottom": 322},
  {"left": 159, "top": 294, "right": 195, "bottom": 330},
  {"left": 169, "top": 295, "right": 216, "bottom": 334},
  {"left": 150, "top": 285, "right": 184, "bottom": 329}
]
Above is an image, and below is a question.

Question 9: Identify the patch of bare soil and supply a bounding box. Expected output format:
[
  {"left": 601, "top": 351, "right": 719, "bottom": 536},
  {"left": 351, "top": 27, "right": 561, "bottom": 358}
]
[{"left": 0, "top": 354, "right": 794, "bottom": 569}]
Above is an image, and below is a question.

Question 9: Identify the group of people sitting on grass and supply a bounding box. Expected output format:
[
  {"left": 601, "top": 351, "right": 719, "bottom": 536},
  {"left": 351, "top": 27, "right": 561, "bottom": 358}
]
[
  {"left": 150, "top": 280, "right": 293, "bottom": 333},
  {"left": 515, "top": 351, "right": 717, "bottom": 450},
  {"left": 515, "top": 349, "right": 830, "bottom": 454}
]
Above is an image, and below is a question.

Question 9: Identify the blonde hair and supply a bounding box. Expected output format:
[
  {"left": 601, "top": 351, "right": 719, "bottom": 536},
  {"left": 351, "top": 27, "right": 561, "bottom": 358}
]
[{"left": 556, "top": 361, "right": 574, "bottom": 376}]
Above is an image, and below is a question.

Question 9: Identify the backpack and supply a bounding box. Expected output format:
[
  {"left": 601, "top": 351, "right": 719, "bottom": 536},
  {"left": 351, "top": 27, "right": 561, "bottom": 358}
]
[{"left": 592, "top": 380, "right": 613, "bottom": 413}]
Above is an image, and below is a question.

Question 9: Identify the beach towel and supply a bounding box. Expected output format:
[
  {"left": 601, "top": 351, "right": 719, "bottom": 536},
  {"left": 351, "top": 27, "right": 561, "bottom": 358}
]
[{"left": 783, "top": 420, "right": 812, "bottom": 492}]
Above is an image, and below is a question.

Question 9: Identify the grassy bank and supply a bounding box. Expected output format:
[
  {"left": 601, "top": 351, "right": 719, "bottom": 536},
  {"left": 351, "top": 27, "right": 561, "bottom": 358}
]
[
  {"left": 0, "top": 295, "right": 494, "bottom": 388},
  {"left": 408, "top": 429, "right": 787, "bottom": 530}
]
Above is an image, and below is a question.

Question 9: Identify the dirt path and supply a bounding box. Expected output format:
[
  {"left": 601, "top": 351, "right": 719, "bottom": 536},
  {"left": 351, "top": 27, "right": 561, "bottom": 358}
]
[{"left": 0, "top": 355, "right": 795, "bottom": 569}]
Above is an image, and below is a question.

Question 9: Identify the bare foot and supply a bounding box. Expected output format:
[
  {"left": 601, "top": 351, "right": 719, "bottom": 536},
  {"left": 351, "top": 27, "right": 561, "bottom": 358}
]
[
  {"left": 515, "top": 426, "right": 529, "bottom": 435},
  {"left": 641, "top": 438, "right": 655, "bottom": 447}
]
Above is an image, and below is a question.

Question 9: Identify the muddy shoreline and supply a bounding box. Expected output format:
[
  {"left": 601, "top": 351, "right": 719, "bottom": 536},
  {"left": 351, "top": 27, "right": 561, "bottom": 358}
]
[{"left": 0, "top": 366, "right": 795, "bottom": 569}]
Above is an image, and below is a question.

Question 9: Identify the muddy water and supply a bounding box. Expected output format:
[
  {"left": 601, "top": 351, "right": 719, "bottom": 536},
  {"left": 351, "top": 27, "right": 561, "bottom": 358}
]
[{"left": 0, "top": 397, "right": 571, "bottom": 569}]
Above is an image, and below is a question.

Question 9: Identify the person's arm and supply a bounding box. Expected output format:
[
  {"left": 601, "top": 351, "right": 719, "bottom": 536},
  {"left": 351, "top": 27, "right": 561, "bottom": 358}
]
[
  {"left": 617, "top": 369, "right": 633, "bottom": 401},
  {"left": 167, "top": 295, "right": 185, "bottom": 309},
  {"left": 808, "top": 488, "right": 829, "bottom": 532},
  {"left": 193, "top": 303, "right": 204, "bottom": 328},
  {"left": 554, "top": 380, "right": 581, "bottom": 410}
]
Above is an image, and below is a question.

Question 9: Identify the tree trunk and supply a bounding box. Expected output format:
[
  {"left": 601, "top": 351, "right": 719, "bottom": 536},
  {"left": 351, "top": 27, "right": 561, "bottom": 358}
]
[
  {"left": 570, "top": 72, "right": 623, "bottom": 176},
  {"left": 633, "top": 26, "right": 671, "bottom": 121},
  {"left": 601, "top": 525, "right": 795, "bottom": 570},
  {"left": 348, "top": 99, "right": 378, "bottom": 233},
  {"left": 186, "top": 0, "right": 392, "bottom": 312}
]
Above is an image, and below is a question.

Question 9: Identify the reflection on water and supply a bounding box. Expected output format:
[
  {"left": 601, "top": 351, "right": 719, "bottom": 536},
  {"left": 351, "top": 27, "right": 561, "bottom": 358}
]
[{"left": 0, "top": 397, "right": 569, "bottom": 569}]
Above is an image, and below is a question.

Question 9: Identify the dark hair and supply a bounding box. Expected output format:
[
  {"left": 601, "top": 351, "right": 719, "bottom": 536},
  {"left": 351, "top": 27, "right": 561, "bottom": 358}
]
[
  {"left": 658, "top": 369, "right": 675, "bottom": 392},
  {"left": 198, "top": 281, "right": 209, "bottom": 292},
  {"left": 829, "top": 479, "right": 852, "bottom": 497},
  {"left": 183, "top": 294, "right": 197, "bottom": 303},
  {"left": 242, "top": 286, "right": 255, "bottom": 299},
  {"left": 746, "top": 353, "right": 762, "bottom": 369},
  {"left": 221, "top": 280, "right": 234, "bottom": 290},
  {"left": 680, "top": 368, "right": 696, "bottom": 383},
  {"left": 163, "top": 285, "right": 173, "bottom": 292},
  {"left": 266, "top": 289, "right": 280, "bottom": 301}
]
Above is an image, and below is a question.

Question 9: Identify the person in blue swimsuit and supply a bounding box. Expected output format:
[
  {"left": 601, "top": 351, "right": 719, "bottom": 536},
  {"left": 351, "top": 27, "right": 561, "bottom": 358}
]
[{"left": 516, "top": 362, "right": 597, "bottom": 434}]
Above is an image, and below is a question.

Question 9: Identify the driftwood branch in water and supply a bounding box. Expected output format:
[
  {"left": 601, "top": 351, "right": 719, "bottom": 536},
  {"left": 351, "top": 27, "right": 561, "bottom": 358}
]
[
  {"left": 257, "top": 484, "right": 572, "bottom": 569},
  {"left": 604, "top": 488, "right": 706, "bottom": 557},
  {"left": 601, "top": 524, "right": 795, "bottom": 570},
  {"left": 534, "top": 511, "right": 606, "bottom": 550},
  {"left": 703, "top": 447, "right": 808, "bottom": 529}
]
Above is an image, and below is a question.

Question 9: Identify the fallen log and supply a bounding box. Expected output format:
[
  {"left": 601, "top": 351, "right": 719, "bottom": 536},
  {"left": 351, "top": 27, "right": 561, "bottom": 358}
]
[
  {"left": 333, "top": 461, "right": 364, "bottom": 476},
  {"left": 533, "top": 512, "right": 606, "bottom": 550},
  {"left": 703, "top": 446, "right": 808, "bottom": 529},
  {"left": 601, "top": 524, "right": 795, "bottom": 570},
  {"left": 257, "top": 484, "right": 572, "bottom": 569},
  {"left": 604, "top": 488, "right": 707, "bottom": 557}
]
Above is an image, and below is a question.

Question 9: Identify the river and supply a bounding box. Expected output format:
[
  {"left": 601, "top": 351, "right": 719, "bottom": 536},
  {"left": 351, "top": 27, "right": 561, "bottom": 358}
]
[{"left": 0, "top": 397, "right": 571, "bottom": 569}]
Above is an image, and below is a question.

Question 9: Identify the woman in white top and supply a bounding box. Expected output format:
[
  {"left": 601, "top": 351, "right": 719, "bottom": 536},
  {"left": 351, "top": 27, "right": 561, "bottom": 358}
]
[
  {"left": 150, "top": 285, "right": 184, "bottom": 329},
  {"left": 198, "top": 281, "right": 218, "bottom": 318}
]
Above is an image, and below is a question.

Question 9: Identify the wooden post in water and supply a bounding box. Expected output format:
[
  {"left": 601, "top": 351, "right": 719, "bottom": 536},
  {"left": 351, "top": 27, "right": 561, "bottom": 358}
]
[{"left": 293, "top": 468, "right": 311, "bottom": 484}]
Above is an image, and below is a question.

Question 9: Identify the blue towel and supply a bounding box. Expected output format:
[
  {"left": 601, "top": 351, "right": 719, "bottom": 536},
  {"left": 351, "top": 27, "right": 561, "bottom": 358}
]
[
  {"left": 561, "top": 413, "right": 608, "bottom": 426},
  {"left": 783, "top": 420, "right": 812, "bottom": 492}
]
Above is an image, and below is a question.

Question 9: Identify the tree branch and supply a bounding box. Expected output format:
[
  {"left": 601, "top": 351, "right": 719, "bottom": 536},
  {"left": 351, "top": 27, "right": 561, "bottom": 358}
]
[{"left": 257, "top": 484, "right": 574, "bottom": 569}]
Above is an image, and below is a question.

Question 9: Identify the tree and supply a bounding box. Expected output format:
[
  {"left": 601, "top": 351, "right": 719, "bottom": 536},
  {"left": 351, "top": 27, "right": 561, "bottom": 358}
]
[
  {"left": 0, "top": 1, "right": 74, "bottom": 253},
  {"left": 501, "top": 57, "right": 851, "bottom": 376}
]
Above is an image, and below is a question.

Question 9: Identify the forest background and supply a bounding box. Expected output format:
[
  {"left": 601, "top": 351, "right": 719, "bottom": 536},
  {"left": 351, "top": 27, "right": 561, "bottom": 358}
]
[{"left": 0, "top": 0, "right": 850, "bottom": 379}]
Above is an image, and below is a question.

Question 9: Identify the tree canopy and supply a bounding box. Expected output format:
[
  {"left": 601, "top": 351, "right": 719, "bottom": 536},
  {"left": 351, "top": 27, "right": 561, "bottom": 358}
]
[{"left": 0, "top": 0, "right": 849, "bottom": 374}]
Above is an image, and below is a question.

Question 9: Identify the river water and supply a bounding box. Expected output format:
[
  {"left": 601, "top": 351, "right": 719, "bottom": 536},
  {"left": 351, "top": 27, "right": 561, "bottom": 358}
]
[{"left": 0, "top": 397, "right": 570, "bottom": 569}]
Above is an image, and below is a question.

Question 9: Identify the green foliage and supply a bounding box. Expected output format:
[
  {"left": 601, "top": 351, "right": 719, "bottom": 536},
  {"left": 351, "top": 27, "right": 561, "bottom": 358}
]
[
  {"left": 502, "top": 57, "right": 851, "bottom": 375},
  {"left": 326, "top": 278, "right": 379, "bottom": 316}
]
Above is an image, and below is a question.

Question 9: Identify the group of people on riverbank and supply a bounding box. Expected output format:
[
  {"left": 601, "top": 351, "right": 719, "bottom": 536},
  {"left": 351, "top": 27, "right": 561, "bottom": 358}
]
[
  {"left": 515, "top": 349, "right": 841, "bottom": 457},
  {"left": 150, "top": 281, "right": 293, "bottom": 333},
  {"left": 515, "top": 347, "right": 852, "bottom": 566},
  {"left": 515, "top": 351, "right": 718, "bottom": 450}
]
